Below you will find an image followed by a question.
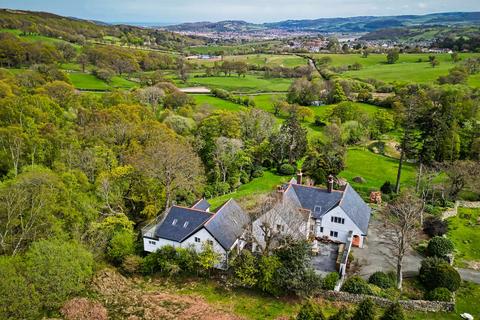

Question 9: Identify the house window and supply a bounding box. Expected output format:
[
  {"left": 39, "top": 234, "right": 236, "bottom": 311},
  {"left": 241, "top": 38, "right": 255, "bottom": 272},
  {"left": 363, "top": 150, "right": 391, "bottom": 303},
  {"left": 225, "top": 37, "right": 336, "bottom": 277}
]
[
  {"left": 276, "top": 224, "right": 284, "bottom": 232},
  {"left": 183, "top": 221, "right": 189, "bottom": 228},
  {"left": 194, "top": 237, "right": 201, "bottom": 243},
  {"left": 330, "top": 231, "right": 338, "bottom": 238},
  {"left": 331, "top": 216, "right": 345, "bottom": 224},
  {"left": 310, "top": 224, "right": 314, "bottom": 232},
  {"left": 320, "top": 227, "right": 324, "bottom": 233},
  {"left": 206, "top": 240, "right": 214, "bottom": 246},
  {"left": 148, "top": 240, "right": 156, "bottom": 245},
  {"left": 172, "top": 219, "right": 178, "bottom": 226}
]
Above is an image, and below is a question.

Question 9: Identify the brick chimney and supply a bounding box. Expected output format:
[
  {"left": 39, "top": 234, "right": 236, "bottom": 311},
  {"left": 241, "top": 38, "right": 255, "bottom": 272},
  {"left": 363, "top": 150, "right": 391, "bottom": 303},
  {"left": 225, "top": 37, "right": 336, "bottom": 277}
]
[
  {"left": 327, "top": 175, "right": 334, "bottom": 193},
  {"left": 296, "top": 171, "right": 303, "bottom": 185}
]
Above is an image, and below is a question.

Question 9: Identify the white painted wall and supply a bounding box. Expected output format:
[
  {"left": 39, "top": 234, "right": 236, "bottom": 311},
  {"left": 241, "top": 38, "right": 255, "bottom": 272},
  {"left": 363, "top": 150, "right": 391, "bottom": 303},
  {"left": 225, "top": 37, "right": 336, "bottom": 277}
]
[
  {"left": 317, "top": 207, "right": 365, "bottom": 246},
  {"left": 143, "top": 227, "right": 228, "bottom": 269}
]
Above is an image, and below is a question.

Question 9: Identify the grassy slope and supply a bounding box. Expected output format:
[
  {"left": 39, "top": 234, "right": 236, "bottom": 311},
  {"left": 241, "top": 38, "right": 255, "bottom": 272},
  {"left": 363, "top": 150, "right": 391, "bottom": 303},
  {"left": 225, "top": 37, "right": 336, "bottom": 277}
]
[
  {"left": 208, "top": 171, "right": 290, "bottom": 209},
  {"left": 447, "top": 207, "right": 480, "bottom": 267},
  {"left": 186, "top": 74, "right": 293, "bottom": 93},
  {"left": 339, "top": 148, "right": 416, "bottom": 196},
  {"left": 173, "top": 278, "right": 480, "bottom": 320},
  {"left": 68, "top": 73, "right": 138, "bottom": 90}
]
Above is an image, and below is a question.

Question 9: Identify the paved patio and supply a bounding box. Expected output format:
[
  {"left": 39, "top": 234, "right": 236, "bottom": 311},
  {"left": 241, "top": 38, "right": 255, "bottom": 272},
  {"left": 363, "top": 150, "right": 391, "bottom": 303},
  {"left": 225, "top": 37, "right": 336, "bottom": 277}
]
[{"left": 311, "top": 243, "right": 339, "bottom": 277}]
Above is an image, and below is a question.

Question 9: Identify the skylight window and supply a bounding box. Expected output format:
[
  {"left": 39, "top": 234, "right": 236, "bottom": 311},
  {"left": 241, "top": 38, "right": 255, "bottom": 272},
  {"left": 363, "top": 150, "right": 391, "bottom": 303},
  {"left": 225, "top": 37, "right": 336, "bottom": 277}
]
[
  {"left": 172, "top": 219, "right": 178, "bottom": 226},
  {"left": 183, "top": 221, "right": 189, "bottom": 228}
]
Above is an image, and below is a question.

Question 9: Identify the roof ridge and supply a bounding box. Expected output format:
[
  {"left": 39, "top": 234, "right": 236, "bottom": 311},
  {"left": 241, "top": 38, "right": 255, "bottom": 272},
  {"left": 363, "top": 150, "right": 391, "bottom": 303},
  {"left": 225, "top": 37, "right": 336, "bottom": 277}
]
[
  {"left": 204, "top": 198, "right": 234, "bottom": 226},
  {"left": 338, "top": 183, "right": 351, "bottom": 206},
  {"left": 291, "top": 182, "right": 344, "bottom": 193},
  {"left": 171, "top": 204, "right": 213, "bottom": 214}
]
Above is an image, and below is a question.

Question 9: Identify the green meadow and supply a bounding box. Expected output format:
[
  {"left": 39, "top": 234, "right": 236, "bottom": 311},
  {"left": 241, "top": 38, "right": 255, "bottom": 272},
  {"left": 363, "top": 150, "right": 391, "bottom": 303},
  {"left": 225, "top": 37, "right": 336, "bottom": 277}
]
[
  {"left": 186, "top": 74, "right": 293, "bottom": 93},
  {"left": 447, "top": 207, "right": 480, "bottom": 268},
  {"left": 67, "top": 73, "right": 138, "bottom": 90}
]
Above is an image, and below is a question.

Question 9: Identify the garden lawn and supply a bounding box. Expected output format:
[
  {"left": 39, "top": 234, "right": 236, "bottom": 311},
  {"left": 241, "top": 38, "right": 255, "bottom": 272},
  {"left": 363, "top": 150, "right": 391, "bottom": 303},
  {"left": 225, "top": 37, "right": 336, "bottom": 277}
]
[
  {"left": 193, "top": 95, "right": 246, "bottom": 112},
  {"left": 208, "top": 171, "right": 290, "bottom": 209},
  {"left": 186, "top": 74, "right": 293, "bottom": 93},
  {"left": 447, "top": 207, "right": 480, "bottom": 267},
  {"left": 338, "top": 148, "right": 416, "bottom": 197}
]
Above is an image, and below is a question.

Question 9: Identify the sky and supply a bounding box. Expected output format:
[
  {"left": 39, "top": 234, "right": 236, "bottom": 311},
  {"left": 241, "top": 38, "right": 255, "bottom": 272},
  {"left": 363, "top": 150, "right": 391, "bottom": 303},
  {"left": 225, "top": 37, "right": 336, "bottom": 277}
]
[{"left": 0, "top": 0, "right": 479, "bottom": 24}]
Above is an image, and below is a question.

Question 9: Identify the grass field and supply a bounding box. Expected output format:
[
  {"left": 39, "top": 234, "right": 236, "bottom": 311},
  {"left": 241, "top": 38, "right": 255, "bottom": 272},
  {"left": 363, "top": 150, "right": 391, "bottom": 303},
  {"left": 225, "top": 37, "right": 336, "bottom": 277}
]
[
  {"left": 186, "top": 74, "right": 293, "bottom": 93},
  {"left": 68, "top": 73, "right": 138, "bottom": 90},
  {"left": 193, "top": 95, "right": 247, "bottom": 112},
  {"left": 447, "top": 207, "right": 480, "bottom": 268},
  {"left": 339, "top": 148, "right": 416, "bottom": 196}
]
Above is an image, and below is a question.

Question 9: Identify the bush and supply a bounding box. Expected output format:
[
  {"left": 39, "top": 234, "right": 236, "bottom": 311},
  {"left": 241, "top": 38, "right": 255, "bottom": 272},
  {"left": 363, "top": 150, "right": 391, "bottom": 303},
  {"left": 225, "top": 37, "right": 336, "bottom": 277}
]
[
  {"left": 141, "top": 245, "right": 198, "bottom": 276},
  {"left": 425, "top": 287, "right": 452, "bottom": 302},
  {"left": 341, "top": 276, "right": 373, "bottom": 295},
  {"left": 121, "top": 255, "right": 143, "bottom": 275},
  {"left": 25, "top": 239, "right": 94, "bottom": 309},
  {"left": 107, "top": 229, "right": 136, "bottom": 264},
  {"left": 296, "top": 301, "right": 326, "bottom": 320},
  {"left": 423, "top": 217, "right": 448, "bottom": 237},
  {"left": 279, "top": 163, "right": 295, "bottom": 176},
  {"left": 427, "top": 236, "right": 454, "bottom": 258},
  {"left": 368, "top": 271, "right": 395, "bottom": 289},
  {"left": 328, "top": 307, "right": 349, "bottom": 320},
  {"left": 232, "top": 250, "right": 258, "bottom": 288},
  {"left": 381, "top": 181, "right": 395, "bottom": 194},
  {"left": 419, "top": 257, "right": 461, "bottom": 292},
  {"left": 352, "top": 298, "right": 375, "bottom": 320},
  {"left": 380, "top": 302, "right": 405, "bottom": 320},
  {"left": 93, "top": 68, "right": 114, "bottom": 83},
  {"left": 322, "top": 272, "right": 340, "bottom": 290}
]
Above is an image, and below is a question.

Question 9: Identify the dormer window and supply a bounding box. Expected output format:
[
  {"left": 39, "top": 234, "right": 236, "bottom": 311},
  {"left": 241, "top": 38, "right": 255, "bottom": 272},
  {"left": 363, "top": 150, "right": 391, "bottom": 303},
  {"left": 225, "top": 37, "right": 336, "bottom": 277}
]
[
  {"left": 172, "top": 219, "right": 178, "bottom": 226},
  {"left": 314, "top": 205, "right": 322, "bottom": 213},
  {"left": 183, "top": 221, "right": 189, "bottom": 228}
]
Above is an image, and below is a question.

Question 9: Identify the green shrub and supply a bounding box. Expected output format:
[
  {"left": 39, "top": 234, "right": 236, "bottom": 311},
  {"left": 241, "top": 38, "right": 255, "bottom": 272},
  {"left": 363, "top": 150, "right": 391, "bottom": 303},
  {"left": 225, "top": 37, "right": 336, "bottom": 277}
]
[
  {"left": 368, "top": 271, "right": 395, "bottom": 289},
  {"left": 328, "top": 306, "right": 349, "bottom": 320},
  {"left": 341, "top": 276, "right": 373, "bottom": 295},
  {"left": 352, "top": 298, "right": 375, "bottom": 320},
  {"left": 232, "top": 250, "right": 258, "bottom": 288},
  {"left": 427, "top": 236, "right": 454, "bottom": 258},
  {"left": 380, "top": 302, "right": 405, "bottom": 320},
  {"left": 279, "top": 163, "right": 295, "bottom": 175},
  {"left": 419, "top": 257, "right": 461, "bottom": 292},
  {"left": 107, "top": 229, "right": 136, "bottom": 264},
  {"left": 322, "top": 272, "right": 340, "bottom": 290},
  {"left": 425, "top": 287, "right": 452, "bottom": 302},
  {"left": 25, "top": 239, "right": 94, "bottom": 309},
  {"left": 296, "top": 301, "right": 326, "bottom": 320}
]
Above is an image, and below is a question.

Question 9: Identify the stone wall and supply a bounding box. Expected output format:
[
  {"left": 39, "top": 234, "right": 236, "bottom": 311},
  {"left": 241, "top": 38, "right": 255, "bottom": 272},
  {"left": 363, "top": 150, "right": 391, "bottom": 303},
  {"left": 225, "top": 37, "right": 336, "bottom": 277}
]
[
  {"left": 442, "top": 201, "right": 480, "bottom": 220},
  {"left": 317, "top": 290, "right": 455, "bottom": 313}
]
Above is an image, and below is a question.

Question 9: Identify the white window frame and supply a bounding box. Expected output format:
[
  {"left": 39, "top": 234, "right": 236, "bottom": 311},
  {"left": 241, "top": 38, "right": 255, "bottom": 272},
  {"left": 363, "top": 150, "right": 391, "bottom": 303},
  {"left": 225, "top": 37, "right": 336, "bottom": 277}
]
[{"left": 194, "top": 237, "right": 201, "bottom": 243}]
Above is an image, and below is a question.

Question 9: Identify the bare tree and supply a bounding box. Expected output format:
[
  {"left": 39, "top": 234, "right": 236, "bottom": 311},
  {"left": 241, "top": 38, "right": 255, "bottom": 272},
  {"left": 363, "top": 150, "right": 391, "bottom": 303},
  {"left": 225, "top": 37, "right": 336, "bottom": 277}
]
[
  {"left": 0, "top": 171, "right": 57, "bottom": 255},
  {"left": 248, "top": 191, "right": 310, "bottom": 255},
  {"left": 443, "top": 160, "right": 480, "bottom": 200},
  {"left": 133, "top": 138, "right": 204, "bottom": 210},
  {"left": 384, "top": 192, "right": 423, "bottom": 289},
  {"left": 138, "top": 86, "right": 165, "bottom": 115}
]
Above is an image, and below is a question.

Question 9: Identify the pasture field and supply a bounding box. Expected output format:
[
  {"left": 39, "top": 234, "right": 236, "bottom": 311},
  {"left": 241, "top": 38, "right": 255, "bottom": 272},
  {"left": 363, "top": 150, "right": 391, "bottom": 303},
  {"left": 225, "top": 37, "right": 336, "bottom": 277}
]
[
  {"left": 447, "top": 207, "right": 480, "bottom": 268},
  {"left": 193, "top": 95, "right": 248, "bottom": 112},
  {"left": 186, "top": 74, "right": 293, "bottom": 93},
  {"left": 68, "top": 73, "right": 138, "bottom": 90}
]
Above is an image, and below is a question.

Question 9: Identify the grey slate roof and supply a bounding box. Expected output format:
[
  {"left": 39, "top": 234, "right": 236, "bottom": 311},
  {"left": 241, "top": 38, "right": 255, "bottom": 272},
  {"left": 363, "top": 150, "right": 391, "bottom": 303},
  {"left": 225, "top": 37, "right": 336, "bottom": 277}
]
[
  {"left": 205, "top": 199, "right": 250, "bottom": 250},
  {"left": 154, "top": 206, "right": 212, "bottom": 242},
  {"left": 291, "top": 184, "right": 343, "bottom": 219},
  {"left": 192, "top": 198, "right": 211, "bottom": 211},
  {"left": 339, "top": 184, "right": 371, "bottom": 235}
]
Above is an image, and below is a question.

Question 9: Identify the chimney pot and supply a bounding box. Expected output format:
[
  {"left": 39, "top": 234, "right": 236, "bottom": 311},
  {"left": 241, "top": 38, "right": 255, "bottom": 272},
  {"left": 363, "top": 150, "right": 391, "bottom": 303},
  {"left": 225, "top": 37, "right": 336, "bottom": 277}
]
[
  {"left": 327, "top": 175, "right": 334, "bottom": 193},
  {"left": 296, "top": 171, "right": 303, "bottom": 185}
]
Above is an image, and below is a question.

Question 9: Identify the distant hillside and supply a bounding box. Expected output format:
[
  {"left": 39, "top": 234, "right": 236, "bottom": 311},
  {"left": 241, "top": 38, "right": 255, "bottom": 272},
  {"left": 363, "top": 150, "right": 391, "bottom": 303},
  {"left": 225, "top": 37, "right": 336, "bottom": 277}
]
[
  {"left": 0, "top": 9, "right": 206, "bottom": 50},
  {"left": 166, "top": 12, "right": 480, "bottom": 33},
  {"left": 360, "top": 25, "right": 480, "bottom": 42}
]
